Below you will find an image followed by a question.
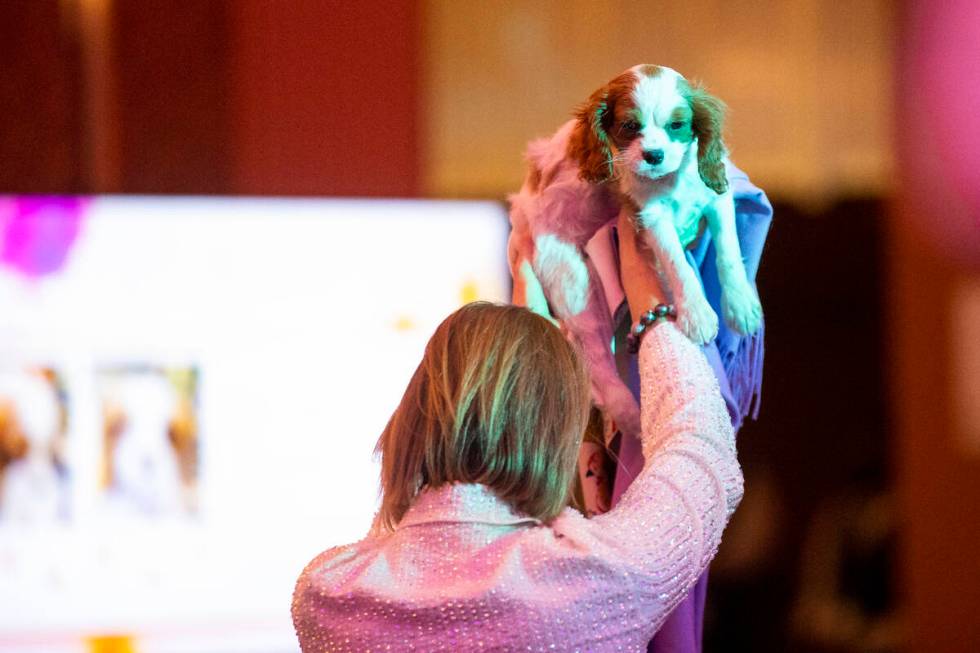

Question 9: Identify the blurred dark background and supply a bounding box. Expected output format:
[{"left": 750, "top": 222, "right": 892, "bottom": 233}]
[{"left": 3, "top": 1, "right": 979, "bottom": 652}]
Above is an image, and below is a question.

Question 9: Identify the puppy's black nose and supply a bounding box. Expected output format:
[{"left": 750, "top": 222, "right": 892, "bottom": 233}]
[{"left": 643, "top": 149, "right": 665, "bottom": 165}]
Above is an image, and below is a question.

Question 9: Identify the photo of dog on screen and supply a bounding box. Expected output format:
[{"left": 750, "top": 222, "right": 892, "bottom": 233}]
[
  {"left": 97, "top": 365, "right": 199, "bottom": 519},
  {"left": 0, "top": 367, "right": 71, "bottom": 524}
]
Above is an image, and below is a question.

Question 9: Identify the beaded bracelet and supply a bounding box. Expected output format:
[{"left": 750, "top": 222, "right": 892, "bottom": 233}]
[{"left": 626, "top": 303, "right": 677, "bottom": 354}]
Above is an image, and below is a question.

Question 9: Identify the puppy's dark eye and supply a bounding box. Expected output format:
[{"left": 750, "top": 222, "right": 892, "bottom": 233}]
[
  {"left": 669, "top": 121, "right": 686, "bottom": 130},
  {"left": 622, "top": 120, "right": 641, "bottom": 132}
]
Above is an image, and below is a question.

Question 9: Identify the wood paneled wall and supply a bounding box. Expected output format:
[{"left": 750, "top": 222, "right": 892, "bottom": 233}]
[
  {"left": 229, "top": 1, "right": 420, "bottom": 196},
  {"left": 0, "top": 1, "right": 84, "bottom": 193},
  {"left": 0, "top": 0, "right": 420, "bottom": 197}
]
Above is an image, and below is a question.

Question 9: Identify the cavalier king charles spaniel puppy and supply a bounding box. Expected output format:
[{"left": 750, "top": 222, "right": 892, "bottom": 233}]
[{"left": 508, "top": 64, "right": 762, "bottom": 441}]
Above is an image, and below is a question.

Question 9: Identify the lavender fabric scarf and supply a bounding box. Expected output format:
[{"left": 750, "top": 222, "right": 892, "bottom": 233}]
[{"left": 609, "top": 163, "right": 773, "bottom": 653}]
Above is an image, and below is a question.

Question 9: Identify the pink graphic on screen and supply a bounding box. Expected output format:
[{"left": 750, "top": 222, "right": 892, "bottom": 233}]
[{"left": 0, "top": 197, "right": 87, "bottom": 280}]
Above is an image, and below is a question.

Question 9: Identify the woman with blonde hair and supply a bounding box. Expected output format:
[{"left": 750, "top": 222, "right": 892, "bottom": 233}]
[{"left": 292, "top": 222, "right": 743, "bottom": 651}]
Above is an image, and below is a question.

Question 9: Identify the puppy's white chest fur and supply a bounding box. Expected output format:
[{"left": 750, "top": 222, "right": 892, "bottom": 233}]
[{"left": 629, "top": 151, "right": 714, "bottom": 247}]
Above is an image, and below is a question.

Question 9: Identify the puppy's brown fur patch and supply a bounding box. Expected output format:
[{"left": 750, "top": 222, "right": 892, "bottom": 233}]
[{"left": 568, "top": 71, "right": 640, "bottom": 184}]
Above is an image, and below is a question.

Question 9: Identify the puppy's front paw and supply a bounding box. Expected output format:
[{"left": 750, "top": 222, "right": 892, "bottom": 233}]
[
  {"left": 676, "top": 293, "right": 719, "bottom": 345},
  {"left": 722, "top": 280, "right": 763, "bottom": 335}
]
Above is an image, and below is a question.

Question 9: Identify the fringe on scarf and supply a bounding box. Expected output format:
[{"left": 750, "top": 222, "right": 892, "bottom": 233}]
[{"left": 720, "top": 316, "right": 765, "bottom": 431}]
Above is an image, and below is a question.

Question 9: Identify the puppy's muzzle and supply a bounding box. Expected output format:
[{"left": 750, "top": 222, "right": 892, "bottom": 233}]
[{"left": 642, "top": 149, "right": 665, "bottom": 165}]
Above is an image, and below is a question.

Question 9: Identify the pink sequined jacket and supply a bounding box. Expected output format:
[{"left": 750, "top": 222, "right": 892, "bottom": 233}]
[{"left": 292, "top": 323, "right": 743, "bottom": 652}]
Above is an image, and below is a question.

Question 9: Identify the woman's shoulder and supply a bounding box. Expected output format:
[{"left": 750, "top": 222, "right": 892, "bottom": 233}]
[
  {"left": 547, "top": 507, "right": 622, "bottom": 554},
  {"left": 525, "top": 507, "right": 633, "bottom": 572},
  {"left": 293, "top": 534, "right": 387, "bottom": 605},
  {"left": 297, "top": 542, "right": 358, "bottom": 581}
]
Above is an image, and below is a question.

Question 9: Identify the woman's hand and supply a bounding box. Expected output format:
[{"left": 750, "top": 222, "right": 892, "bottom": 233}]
[{"left": 617, "top": 208, "right": 672, "bottom": 325}]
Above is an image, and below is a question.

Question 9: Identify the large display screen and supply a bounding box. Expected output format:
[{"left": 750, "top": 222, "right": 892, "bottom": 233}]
[{"left": 0, "top": 196, "right": 510, "bottom": 652}]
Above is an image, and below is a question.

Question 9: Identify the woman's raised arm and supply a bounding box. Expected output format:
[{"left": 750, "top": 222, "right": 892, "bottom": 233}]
[{"left": 558, "top": 206, "right": 743, "bottom": 622}]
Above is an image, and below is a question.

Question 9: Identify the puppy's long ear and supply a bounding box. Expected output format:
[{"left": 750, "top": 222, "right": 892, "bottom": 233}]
[
  {"left": 689, "top": 84, "right": 729, "bottom": 194},
  {"left": 569, "top": 86, "right": 614, "bottom": 184}
]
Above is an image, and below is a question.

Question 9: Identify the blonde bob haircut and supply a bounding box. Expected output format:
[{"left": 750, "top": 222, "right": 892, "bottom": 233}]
[{"left": 375, "top": 302, "right": 591, "bottom": 530}]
